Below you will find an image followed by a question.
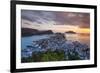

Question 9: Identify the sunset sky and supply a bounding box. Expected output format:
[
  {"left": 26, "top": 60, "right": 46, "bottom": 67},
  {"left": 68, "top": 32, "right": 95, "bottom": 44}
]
[{"left": 21, "top": 10, "right": 90, "bottom": 33}]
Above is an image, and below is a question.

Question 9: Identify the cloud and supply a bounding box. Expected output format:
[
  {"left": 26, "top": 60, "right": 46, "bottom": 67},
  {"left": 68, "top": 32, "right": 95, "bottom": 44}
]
[
  {"left": 54, "top": 12, "right": 90, "bottom": 28},
  {"left": 21, "top": 10, "right": 90, "bottom": 28}
]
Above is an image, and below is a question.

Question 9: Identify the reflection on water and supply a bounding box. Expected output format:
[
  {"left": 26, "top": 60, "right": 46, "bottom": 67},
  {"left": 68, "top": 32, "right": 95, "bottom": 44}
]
[
  {"left": 65, "top": 33, "right": 90, "bottom": 47},
  {"left": 21, "top": 33, "right": 90, "bottom": 49}
]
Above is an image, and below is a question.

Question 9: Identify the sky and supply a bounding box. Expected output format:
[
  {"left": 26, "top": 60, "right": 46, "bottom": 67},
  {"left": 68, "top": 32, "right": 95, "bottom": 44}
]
[{"left": 21, "top": 10, "right": 90, "bottom": 33}]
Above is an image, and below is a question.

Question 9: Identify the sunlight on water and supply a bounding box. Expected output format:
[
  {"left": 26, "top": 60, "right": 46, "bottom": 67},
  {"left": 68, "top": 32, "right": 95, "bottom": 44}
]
[{"left": 65, "top": 33, "right": 90, "bottom": 47}]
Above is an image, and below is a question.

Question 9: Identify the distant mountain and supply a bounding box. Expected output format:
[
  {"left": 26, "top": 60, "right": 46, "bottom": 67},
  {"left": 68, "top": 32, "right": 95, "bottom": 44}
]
[
  {"left": 22, "top": 28, "right": 53, "bottom": 37},
  {"left": 39, "top": 30, "right": 53, "bottom": 35},
  {"left": 65, "top": 31, "right": 76, "bottom": 34}
]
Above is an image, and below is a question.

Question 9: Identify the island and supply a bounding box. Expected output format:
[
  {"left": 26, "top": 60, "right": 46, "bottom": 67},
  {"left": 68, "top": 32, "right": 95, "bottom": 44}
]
[{"left": 65, "top": 31, "right": 76, "bottom": 34}]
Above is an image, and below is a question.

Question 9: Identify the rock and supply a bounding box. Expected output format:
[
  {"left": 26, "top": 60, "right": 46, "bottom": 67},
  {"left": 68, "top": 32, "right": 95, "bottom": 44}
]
[{"left": 22, "top": 33, "right": 90, "bottom": 60}]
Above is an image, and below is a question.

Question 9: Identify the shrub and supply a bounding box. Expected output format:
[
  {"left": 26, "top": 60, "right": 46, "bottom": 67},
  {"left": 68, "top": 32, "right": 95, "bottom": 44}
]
[
  {"left": 67, "top": 51, "right": 81, "bottom": 60},
  {"left": 21, "top": 49, "right": 65, "bottom": 62}
]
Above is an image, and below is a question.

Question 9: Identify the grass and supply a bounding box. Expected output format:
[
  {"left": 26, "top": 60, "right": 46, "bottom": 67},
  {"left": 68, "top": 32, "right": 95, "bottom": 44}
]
[{"left": 21, "top": 49, "right": 81, "bottom": 63}]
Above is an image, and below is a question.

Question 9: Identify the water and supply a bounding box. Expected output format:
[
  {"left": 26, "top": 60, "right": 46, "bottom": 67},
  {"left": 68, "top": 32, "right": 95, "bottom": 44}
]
[
  {"left": 65, "top": 33, "right": 90, "bottom": 47},
  {"left": 21, "top": 35, "right": 50, "bottom": 49},
  {"left": 21, "top": 33, "right": 90, "bottom": 50}
]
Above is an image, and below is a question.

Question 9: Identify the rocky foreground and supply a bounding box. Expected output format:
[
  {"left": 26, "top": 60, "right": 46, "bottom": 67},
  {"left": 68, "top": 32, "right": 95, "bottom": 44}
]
[{"left": 22, "top": 33, "right": 90, "bottom": 61}]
